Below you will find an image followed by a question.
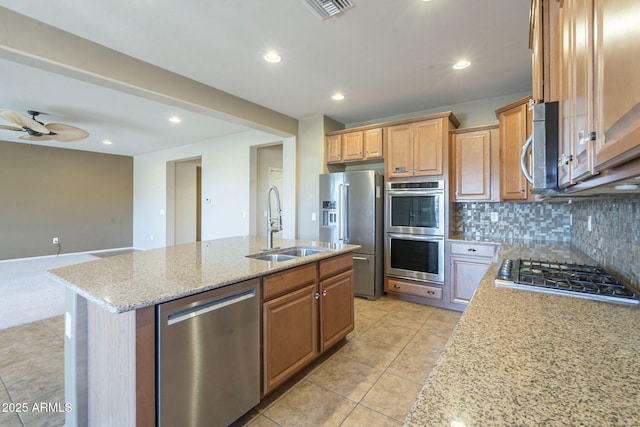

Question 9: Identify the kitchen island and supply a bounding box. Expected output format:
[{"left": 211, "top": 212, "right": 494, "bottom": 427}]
[
  {"left": 49, "top": 236, "right": 359, "bottom": 427},
  {"left": 405, "top": 238, "right": 640, "bottom": 426}
]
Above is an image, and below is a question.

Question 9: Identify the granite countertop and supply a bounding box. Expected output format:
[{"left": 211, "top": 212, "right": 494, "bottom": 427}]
[
  {"left": 49, "top": 236, "right": 358, "bottom": 314},
  {"left": 405, "top": 238, "right": 640, "bottom": 426}
]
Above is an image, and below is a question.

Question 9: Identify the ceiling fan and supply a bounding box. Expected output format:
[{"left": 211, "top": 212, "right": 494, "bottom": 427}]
[{"left": 0, "top": 109, "right": 89, "bottom": 142}]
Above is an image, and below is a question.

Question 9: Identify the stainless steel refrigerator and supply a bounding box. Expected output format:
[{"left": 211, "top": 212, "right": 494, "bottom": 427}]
[{"left": 319, "top": 171, "right": 383, "bottom": 300}]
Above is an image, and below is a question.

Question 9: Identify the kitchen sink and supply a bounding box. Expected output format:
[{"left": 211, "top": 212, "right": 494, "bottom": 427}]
[
  {"left": 248, "top": 253, "right": 298, "bottom": 262},
  {"left": 246, "top": 246, "right": 330, "bottom": 262},
  {"left": 278, "top": 247, "right": 325, "bottom": 257}
]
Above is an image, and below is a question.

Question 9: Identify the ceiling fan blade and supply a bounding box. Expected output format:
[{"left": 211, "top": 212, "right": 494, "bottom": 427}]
[
  {"left": 46, "top": 123, "right": 90, "bottom": 142},
  {"left": 0, "top": 109, "right": 50, "bottom": 134},
  {"left": 0, "top": 124, "right": 23, "bottom": 131},
  {"left": 19, "top": 134, "right": 53, "bottom": 141}
]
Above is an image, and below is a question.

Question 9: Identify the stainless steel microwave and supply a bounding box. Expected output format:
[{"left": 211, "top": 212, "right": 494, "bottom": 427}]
[{"left": 520, "top": 101, "right": 562, "bottom": 196}]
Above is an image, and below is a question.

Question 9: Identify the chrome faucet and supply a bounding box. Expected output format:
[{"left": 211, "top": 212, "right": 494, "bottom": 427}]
[{"left": 266, "top": 185, "right": 282, "bottom": 250}]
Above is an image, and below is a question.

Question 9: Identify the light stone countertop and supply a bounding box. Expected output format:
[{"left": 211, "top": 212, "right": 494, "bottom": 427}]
[
  {"left": 405, "top": 237, "right": 640, "bottom": 426},
  {"left": 49, "top": 236, "right": 359, "bottom": 314}
]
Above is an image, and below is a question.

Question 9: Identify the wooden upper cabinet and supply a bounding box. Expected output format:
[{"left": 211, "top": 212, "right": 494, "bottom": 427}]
[
  {"left": 530, "top": 0, "right": 561, "bottom": 103},
  {"left": 530, "top": 0, "right": 544, "bottom": 103},
  {"left": 497, "top": 97, "right": 532, "bottom": 201},
  {"left": 385, "top": 115, "right": 454, "bottom": 178},
  {"left": 451, "top": 126, "right": 499, "bottom": 201},
  {"left": 413, "top": 119, "right": 443, "bottom": 176},
  {"left": 326, "top": 134, "right": 342, "bottom": 163},
  {"left": 325, "top": 128, "right": 383, "bottom": 163},
  {"left": 341, "top": 131, "right": 364, "bottom": 161},
  {"left": 363, "top": 128, "right": 383, "bottom": 159},
  {"left": 593, "top": 0, "right": 640, "bottom": 170},
  {"left": 385, "top": 123, "right": 414, "bottom": 177}
]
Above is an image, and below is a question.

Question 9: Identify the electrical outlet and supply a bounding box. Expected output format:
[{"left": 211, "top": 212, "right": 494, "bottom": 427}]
[
  {"left": 52, "top": 237, "right": 59, "bottom": 245},
  {"left": 587, "top": 215, "right": 592, "bottom": 231}
]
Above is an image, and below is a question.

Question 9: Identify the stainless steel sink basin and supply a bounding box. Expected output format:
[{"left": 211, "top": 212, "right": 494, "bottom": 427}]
[
  {"left": 248, "top": 253, "right": 298, "bottom": 262},
  {"left": 278, "top": 247, "right": 324, "bottom": 257},
  {"left": 246, "top": 246, "right": 330, "bottom": 262}
]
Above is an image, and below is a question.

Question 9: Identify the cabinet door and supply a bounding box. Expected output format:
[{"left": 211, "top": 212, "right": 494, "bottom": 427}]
[
  {"left": 320, "top": 270, "right": 354, "bottom": 351},
  {"left": 413, "top": 119, "right": 443, "bottom": 176},
  {"left": 364, "top": 128, "right": 383, "bottom": 159},
  {"left": 569, "top": 0, "right": 595, "bottom": 182},
  {"left": 326, "top": 135, "right": 342, "bottom": 163},
  {"left": 531, "top": 0, "right": 544, "bottom": 103},
  {"left": 453, "top": 130, "right": 492, "bottom": 200},
  {"left": 594, "top": 0, "right": 640, "bottom": 170},
  {"left": 342, "top": 131, "right": 364, "bottom": 161},
  {"left": 499, "top": 103, "right": 530, "bottom": 200},
  {"left": 385, "top": 124, "right": 414, "bottom": 178},
  {"left": 450, "top": 256, "right": 491, "bottom": 305},
  {"left": 263, "top": 283, "right": 319, "bottom": 394}
]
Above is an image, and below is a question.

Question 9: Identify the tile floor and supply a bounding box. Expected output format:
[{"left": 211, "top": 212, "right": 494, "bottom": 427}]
[
  {"left": 0, "top": 296, "right": 461, "bottom": 427},
  {"left": 236, "top": 296, "right": 462, "bottom": 426}
]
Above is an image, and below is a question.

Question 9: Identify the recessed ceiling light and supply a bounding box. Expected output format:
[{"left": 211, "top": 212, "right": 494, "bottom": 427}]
[
  {"left": 169, "top": 116, "right": 181, "bottom": 123},
  {"left": 263, "top": 52, "right": 282, "bottom": 63},
  {"left": 102, "top": 140, "right": 112, "bottom": 145},
  {"left": 614, "top": 183, "right": 639, "bottom": 191},
  {"left": 332, "top": 93, "right": 345, "bottom": 101},
  {"left": 453, "top": 60, "right": 471, "bottom": 70}
]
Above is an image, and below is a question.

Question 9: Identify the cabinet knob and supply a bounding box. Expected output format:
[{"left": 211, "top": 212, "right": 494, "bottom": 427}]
[
  {"left": 314, "top": 292, "right": 320, "bottom": 300},
  {"left": 394, "top": 284, "right": 401, "bottom": 289},
  {"left": 468, "top": 248, "right": 477, "bottom": 252},
  {"left": 427, "top": 290, "right": 435, "bottom": 295},
  {"left": 322, "top": 290, "right": 328, "bottom": 296}
]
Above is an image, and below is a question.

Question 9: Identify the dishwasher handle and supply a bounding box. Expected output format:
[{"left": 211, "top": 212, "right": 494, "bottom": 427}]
[{"left": 167, "top": 288, "right": 256, "bottom": 326}]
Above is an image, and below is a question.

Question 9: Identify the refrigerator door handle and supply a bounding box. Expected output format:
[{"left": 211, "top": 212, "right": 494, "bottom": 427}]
[
  {"left": 353, "top": 256, "right": 369, "bottom": 261},
  {"left": 342, "top": 183, "right": 349, "bottom": 242}
]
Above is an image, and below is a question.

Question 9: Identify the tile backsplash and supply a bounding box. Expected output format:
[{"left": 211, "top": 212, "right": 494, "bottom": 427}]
[
  {"left": 454, "top": 194, "right": 640, "bottom": 287},
  {"left": 454, "top": 201, "right": 572, "bottom": 242},
  {"left": 570, "top": 194, "right": 640, "bottom": 286}
]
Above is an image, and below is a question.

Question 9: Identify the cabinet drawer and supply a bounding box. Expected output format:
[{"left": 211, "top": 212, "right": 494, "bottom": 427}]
[
  {"left": 450, "top": 242, "right": 496, "bottom": 258},
  {"left": 386, "top": 278, "right": 443, "bottom": 300},
  {"left": 319, "top": 253, "right": 353, "bottom": 279},
  {"left": 263, "top": 263, "right": 317, "bottom": 300}
]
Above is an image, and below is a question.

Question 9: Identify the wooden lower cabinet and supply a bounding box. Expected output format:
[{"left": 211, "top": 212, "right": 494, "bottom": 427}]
[
  {"left": 262, "top": 254, "right": 354, "bottom": 396},
  {"left": 320, "top": 269, "right": 354, "bottom": 351},
  {"left": 263, "top": 283, "right": 319, "bottom": 394},
  {"left": 385, "top": 277, "right": 443, "bottom": 300},
  {"left": 448, "top": 242, "right": 497, "bottom": 306}
]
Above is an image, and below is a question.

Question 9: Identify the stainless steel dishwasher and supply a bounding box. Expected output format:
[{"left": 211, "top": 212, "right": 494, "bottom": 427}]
[{"left": 157, "top": 278, "right": 260, "bottom": 427}]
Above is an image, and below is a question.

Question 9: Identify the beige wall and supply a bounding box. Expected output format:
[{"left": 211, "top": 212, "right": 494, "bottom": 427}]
[{"left": 0, "top": 140, "right": 133, "bottom": 260}]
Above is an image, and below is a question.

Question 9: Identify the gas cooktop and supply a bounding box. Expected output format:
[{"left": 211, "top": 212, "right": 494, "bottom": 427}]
[{"left": 495, "top": 259, "right": 639, "bottom": 305}]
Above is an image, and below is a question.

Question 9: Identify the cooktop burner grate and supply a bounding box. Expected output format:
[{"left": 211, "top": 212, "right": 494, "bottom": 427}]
[{"left": 495, "top": 259, "right": 640, "bottom": 304}]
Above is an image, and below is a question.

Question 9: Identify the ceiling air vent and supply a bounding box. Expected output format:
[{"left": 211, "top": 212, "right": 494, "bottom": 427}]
[{"left": 300, "top": 0, "right": 355, "bottom": 20}]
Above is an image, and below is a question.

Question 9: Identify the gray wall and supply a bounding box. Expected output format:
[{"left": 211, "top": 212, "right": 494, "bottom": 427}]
[{"left": 0, "top": 140, "right": 133, "bottom": 260}]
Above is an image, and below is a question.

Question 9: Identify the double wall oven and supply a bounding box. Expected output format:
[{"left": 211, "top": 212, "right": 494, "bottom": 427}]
[{"left": 385, "top": 180, "right": 445, "bottom": 283}]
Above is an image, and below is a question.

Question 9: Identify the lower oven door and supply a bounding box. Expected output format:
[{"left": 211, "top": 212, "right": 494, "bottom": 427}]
[{"left": 386, "top": 233, "right": 444, "bottom": 283}]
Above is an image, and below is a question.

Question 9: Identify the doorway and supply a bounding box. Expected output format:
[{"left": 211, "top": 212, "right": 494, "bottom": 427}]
[
  {"left": 167, "top": 157, "right": 202, "bottom": 246},
  {"left": 251, "top": 144, "right": 283, "bottom": 237}
]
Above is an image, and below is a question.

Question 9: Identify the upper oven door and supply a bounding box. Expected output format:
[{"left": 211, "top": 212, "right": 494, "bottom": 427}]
[{"left": 386, "top": 190, "right": 444, "bottom": 235}]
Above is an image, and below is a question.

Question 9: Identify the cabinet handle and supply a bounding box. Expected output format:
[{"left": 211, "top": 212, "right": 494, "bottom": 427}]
[
  {"left": 427, "top": 290, "right": 436, "bottom": 295},
  {"left": 314, "top": 292, "right": 320, "bottom": 300},
  {"left": 394, "top": 167, "right": 407, "bottom": 173},
  {"left": 578, "top": 130, "right": 596, "bottom": 145},
  {"left": 394, "top": 284, "right": 401, "bottom": 289},
  {"left": 467, "top": 248, "right": 477, "bottom": 252}
]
